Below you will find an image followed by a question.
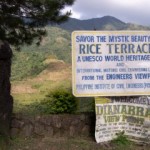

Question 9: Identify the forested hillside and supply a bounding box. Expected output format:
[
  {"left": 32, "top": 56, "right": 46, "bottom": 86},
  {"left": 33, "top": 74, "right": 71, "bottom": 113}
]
[
  {"left": 12, "top": 16, "right": 150, "bottom": 81},
  {"left": 11, "top": 27, "right": 71, "bottom": 81}
]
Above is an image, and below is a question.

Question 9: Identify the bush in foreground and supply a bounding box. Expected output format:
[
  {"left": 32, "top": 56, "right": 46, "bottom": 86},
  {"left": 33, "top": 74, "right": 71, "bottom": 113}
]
[{"left": 39, "top": 89, "right": 77, "bottom": 114}]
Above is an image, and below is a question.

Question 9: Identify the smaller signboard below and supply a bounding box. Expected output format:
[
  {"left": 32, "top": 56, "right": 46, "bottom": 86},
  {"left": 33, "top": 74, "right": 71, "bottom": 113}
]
[
  {"left": 72, "top": 31, "right": 150, "bottom": 96},
  {"left": 95, "top": 96, "right": 150, "bottom": 143}
]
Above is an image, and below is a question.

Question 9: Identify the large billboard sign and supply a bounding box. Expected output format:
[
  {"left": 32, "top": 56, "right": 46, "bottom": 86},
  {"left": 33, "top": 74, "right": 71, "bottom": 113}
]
[{"left": 72, "top": 31, "right": 150, "bottom": 97}]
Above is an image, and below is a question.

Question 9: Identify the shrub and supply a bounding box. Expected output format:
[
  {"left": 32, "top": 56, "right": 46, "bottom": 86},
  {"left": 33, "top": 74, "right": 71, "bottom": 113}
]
[
  {"left": 112, "top": 131, "right": 131, "bottom": 149},
  {"left": 41, "top": 89, "right": 77, "bottom": 114}
]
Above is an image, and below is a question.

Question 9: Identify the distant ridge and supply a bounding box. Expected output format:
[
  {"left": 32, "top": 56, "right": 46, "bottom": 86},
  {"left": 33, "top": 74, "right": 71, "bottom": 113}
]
[{"left": 53, "top": 16, "right": 150, "bottom": 31}]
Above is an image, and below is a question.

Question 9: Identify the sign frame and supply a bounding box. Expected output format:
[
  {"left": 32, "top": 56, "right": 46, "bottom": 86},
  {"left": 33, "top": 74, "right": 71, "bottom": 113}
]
[{"left": 72, "top": 31, "right": 150, "bottom": 97}]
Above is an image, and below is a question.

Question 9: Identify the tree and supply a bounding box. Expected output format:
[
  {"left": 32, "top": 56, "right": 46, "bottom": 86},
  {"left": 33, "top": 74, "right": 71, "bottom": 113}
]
[
  {"left": 0, "top": 0, "right": 75, "bottom": 47},
  {"left": 0, "top": 0, "right": 75, "bottom": 146}
]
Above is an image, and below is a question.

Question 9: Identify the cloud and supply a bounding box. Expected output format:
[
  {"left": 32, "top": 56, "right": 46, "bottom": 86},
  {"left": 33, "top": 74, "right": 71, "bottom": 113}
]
[
  {"left": 64, "top": 0, "right": 150, "bottom": 26},
  {"left": 63, "top": 7, "right": 81, "bottom": 19}
]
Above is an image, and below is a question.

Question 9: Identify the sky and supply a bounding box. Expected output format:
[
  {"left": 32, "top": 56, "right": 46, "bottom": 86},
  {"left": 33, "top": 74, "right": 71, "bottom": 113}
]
[{"left": 63, "top": 0, "right": 150, "bottom": 26}]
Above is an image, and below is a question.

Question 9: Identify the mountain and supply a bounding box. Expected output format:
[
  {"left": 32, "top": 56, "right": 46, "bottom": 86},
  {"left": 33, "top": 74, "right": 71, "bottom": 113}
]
[
  {"left": 12, "top": 16, "right": 150, "bottom": 81},
  {"left": 53, "top": 16, "right": 150, "bottom": 31}
]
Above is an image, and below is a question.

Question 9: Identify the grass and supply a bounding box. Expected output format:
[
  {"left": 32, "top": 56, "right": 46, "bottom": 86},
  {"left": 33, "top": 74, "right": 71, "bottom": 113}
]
[
  {"left": 12, "top": 92, "right": 95, "bottom": 116},
  {"left": 111, "top": 132, "right": 132, "bottom": 150},
  {"left": 13, "top": 93, "right": 45, "bottom": 115},
  {"left": 11, "top": 51, "right": 48, "bottom": 81},
  {"left": 12, "top": 80, "right": 70, "bottom": 115},
  {"left": 12, "top": 77, "right": 95, "bottom": 115}
]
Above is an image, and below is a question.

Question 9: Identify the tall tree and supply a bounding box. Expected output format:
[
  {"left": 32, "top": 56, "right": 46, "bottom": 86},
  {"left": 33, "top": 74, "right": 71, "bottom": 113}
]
[
  {"left": 0, "top": 0, "right": 75, "bottom": 46},
  {"left": 0, "top": 0, "right": 75, "bottom": 146}
]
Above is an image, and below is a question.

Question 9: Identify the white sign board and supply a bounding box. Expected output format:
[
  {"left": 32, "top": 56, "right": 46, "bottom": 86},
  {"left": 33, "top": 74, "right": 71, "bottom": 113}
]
[
  {"left": 72, "top": 31, "right": 150, "bottom": 97},
  {"left": 95, "top": 97, "right": 150, "bottom": 143}
]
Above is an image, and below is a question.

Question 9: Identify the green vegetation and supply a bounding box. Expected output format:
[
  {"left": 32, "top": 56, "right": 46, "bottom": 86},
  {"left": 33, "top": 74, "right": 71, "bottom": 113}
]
[
  {"left": 11, "top": 26, "right": 95, "bottom": 115},
  {"left": 112, "top": 131, "right": 130, "bottom": 145},
  {"left": 13, "top": 94, "right": 94, "bottom": 115},
  {"left": 11, "top": 27, "right": 71, "bottom": 81},
  {"left": 111, "top": 131, "right": 132, "bottom": 150},
  {"left": 21, "top": 27, "right": 71, "bottom": 62},
  {"left": 0, "top": 0, "right": 74, "bottom": 46},
  {"left": 11, "top": 51, "right": 47, "bottom": 81},
  {"left": 39, "top": 88, "right": 77, "bottom": 114},
  {"left": 13, "top": 79, "right": 94, "bottom": 115},
  {"left": 13, "top": 79, "right": 71, "bottom": 114}
]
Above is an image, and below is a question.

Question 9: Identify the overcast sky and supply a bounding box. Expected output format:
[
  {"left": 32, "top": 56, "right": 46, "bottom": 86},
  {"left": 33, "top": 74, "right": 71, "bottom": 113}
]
[{"left": 63, "top": 0, "right": 150, "bottom": 26}]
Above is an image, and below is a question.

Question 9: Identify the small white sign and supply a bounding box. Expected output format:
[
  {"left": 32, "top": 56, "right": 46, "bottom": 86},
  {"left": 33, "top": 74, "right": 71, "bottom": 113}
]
[
  {"left": 72, "top": 31, "right": 150, "bottom": 97},
  {"left": 95, "top": 97, "right": 150, "bottom": 143}
]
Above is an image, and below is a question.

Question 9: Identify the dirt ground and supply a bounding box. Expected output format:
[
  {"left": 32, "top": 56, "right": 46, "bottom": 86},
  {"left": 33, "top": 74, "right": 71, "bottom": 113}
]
[{"left": 9, "top": 136, "right": 150, "bottom": 150}]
